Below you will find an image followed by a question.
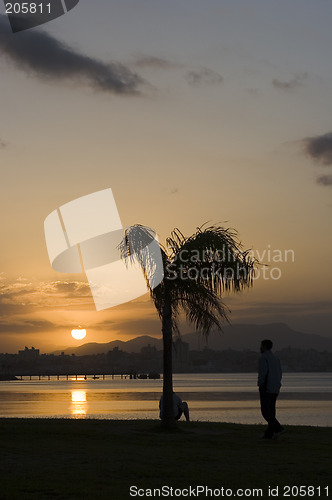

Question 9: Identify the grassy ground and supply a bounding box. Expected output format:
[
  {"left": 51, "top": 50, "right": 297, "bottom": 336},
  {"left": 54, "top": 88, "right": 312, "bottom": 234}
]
[{"left": 0, "top": 418, "right": 330, "bottom": 499}]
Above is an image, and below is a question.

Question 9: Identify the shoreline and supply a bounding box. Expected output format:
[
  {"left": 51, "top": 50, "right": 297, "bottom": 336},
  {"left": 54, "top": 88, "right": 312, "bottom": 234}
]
[
  {"left": 0, "top": 415, "right": 331, "bottom": 428},
  {"left": 1, "top": 389, "right": 331, "bottom": 400}
]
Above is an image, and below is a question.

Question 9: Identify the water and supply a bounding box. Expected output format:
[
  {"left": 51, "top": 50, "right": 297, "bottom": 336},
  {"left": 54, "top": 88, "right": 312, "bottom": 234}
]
[{"left": 0, "top": 373, "right": 331, "bottom": 426}]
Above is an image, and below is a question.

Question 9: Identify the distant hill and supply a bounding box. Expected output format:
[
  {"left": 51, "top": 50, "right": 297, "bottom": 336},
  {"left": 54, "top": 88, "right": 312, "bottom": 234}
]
[
  {"left": 181, "top": 323, "right": 332, "bottom": 352},
  {"left": 53, "top": 335, "right": 162, "bottom": 356},
  {"left": 52, "top": 323, "right": 332, "bottom": 355}
]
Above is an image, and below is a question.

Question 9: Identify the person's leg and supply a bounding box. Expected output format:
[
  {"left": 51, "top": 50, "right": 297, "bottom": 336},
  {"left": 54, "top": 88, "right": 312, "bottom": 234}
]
[
  {"left": 180, "top": 402, "right": 190, "bottom": 421},
  {"left": 270, "top": 394, "right": 283, "bottom": 433},
  {"left": 262, "top": 392, "right": 283, "bottom": 436},
  {"left": 259, "top": 389, "right": 270, "bottom": 422},
  {"left": 260, "top": 390, "right": 274, "bottom": 437},
  {"left": 175, "top": 408, "right": 183, "bottom": 420}
]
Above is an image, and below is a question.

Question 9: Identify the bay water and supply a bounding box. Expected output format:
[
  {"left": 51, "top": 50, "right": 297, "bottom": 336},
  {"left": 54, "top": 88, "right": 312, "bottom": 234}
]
[{"left": 0, "top": 373, "right": 331, "bottom": 426}]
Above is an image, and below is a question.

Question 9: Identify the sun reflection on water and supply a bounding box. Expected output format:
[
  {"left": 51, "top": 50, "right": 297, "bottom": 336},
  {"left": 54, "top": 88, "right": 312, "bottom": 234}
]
[{"left": 71, "top": 390, "right": 87, "bottom": 417}]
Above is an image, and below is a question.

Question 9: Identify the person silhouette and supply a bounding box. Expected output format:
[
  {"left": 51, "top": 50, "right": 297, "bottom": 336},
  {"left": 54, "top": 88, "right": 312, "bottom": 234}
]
[
  {"left": 258, "top": 339, "right": 284, "bottom": 439},
  {"left": 159, "top": 392, "right": 190, "bottom": 421}
]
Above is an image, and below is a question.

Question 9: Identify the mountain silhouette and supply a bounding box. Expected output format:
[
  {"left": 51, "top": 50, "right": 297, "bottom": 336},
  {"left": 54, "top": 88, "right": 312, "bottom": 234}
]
[
  {"left": 53, "top": 323, "right": 332, "bottom": 355},
  {"left": 181, "top": 323, "right": 332, "bottom": 352}
]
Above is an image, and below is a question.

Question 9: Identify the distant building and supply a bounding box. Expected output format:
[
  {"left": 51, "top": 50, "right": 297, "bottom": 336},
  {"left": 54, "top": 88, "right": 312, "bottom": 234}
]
[
  {"left": 18, "top": 346, "right": 40, "bottom": 359},
  {"left": 173, "top": 338, "right": 190, "bottom": 372},
  {"left": 173, "top": 338, "right": 189, "bottom": 362},
  {"left": 141, "top": 344, "right": 158, "bottom": 357}
]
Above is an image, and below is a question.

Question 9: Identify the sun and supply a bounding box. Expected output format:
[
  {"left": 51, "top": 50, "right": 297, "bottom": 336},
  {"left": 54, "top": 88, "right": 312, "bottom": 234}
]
[{"left": 71, "top": 328, "right": 87, "bottom": 340}]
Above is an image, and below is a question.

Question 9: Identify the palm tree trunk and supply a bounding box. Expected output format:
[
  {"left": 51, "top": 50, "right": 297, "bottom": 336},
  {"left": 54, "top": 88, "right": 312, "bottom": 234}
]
[{"left": 161, "top": 296, "right": 176, "bottom": 428}]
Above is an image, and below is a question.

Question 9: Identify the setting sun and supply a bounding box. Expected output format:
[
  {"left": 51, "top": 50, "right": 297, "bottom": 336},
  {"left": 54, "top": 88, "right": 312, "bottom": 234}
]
[{"left": 71, "top": 328, "right": 86, "bottom": 340}]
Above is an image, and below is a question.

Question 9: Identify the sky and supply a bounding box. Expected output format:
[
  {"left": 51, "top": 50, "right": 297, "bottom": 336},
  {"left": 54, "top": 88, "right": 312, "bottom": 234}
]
[{"left": 0, "top": 0, "right": 332, "bottom": 353}]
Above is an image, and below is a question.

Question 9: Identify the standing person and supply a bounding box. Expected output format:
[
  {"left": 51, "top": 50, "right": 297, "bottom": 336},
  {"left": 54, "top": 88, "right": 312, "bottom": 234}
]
[{"left": 258, "top": 339, "right": 284, "bottom": 439}]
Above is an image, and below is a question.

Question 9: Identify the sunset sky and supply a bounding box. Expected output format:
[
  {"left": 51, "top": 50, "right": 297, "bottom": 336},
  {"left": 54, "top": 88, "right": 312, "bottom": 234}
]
[{"left": 1, "top": 0, "right": 332, "bottom": 353}]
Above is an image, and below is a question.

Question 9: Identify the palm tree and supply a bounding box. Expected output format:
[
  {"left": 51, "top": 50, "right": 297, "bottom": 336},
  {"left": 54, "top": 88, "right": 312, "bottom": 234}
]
[{"left": 119, "top": 223, "right": 257, "bottom": 428}]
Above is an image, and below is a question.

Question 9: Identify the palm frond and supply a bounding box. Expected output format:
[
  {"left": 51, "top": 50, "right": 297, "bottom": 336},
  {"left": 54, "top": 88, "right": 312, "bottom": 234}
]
[
  {"left": 118, "top": 224, "right": 167, "bottom": 294},
  {"left": 168, "top": 223, "right": 257, "bottom": 295},
  {"left": 166, "top": 227, "right": 187, "bottom": 256},
  {"left": 119, "top": 223, "right": 258, "bottom": 339},
  {"left": 172, "top": 279, "right": 230, "bottom": 335}
]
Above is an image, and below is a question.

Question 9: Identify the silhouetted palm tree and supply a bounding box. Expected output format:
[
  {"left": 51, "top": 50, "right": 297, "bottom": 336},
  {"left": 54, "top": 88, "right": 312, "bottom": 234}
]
[{"left": 119, "top": 224, "right": 256, "bottom": 428}]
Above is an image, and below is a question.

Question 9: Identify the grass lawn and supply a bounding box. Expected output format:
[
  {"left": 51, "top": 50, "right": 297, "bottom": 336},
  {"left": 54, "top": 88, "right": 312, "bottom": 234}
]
[{"left": 0, "top": 418, "right": 331, "bottom": 499}]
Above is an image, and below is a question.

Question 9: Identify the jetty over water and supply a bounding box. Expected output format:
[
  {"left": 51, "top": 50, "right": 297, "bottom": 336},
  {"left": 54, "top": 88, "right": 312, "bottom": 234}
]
[{"left": 13, "top": 371, "right": 161, "bottom": 381}]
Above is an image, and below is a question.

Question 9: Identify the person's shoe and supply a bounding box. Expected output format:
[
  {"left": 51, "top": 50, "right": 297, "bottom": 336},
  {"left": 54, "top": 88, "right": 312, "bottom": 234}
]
[
  {"left": 274, "top": 427, "right": 285, "bottom": 437},
  {"left": 261, "top": 433, "right": 275, "bottom": 439}
]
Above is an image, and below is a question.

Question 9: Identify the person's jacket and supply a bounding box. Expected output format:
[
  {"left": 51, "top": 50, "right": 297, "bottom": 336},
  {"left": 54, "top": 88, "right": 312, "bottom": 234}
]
[{"left": 258, "top": 350, "right": 282, "bottom": 394}]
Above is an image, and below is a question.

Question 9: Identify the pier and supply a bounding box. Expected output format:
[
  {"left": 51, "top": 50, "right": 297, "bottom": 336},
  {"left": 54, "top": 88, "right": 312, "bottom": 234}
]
[{"left": 14, "top": 372, "right": 160, "bottom": 381}]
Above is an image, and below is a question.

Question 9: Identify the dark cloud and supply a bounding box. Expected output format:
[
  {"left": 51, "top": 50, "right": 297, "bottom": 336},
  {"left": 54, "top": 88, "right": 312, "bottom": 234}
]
[
  {"left": 53, "top": 281, "right": 91, "bottom": 297},
  {"left": 231, "top": 300, "right": 332, "bottom": 315},
  {"left": 99, "top": 317, "right": 162, "bottom": 337},
  {"left": 133, "top": 55, "right": 180, "bottom": 70},
  {"left": 317, "top": 175, "right": 332, "bottom": 187},
  {"left": 0, "top": 279, "right": 92, "bottom": 313},
  {"left": 247, "top": 88, "right": 262, "bottom": 96},
  {"left": 272, "top": 72, "right": 307, "bottom": 90},
  {"left": 303, "top": 132, "right": 332, "bottom": 166},
  {"left": 185, "top": 68, "right": 223, "bottom": 88},
  {"left": 93, "top": 320, "right": 116, "bottom": 331},
  {"left": 0, "top": 278, "right": 93, "bottom": 336},
  {"left": 0, "top": 281, "right": 35, "bottom": 316},
  {"left": 0, "top": 302, "right": 30, "bottom": 317},
  {"left": 0, "top": 319, "right": 61, "bottom": 334},
  {"left": 0, "top": 14, "right": 145, "bottom": 95}
]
